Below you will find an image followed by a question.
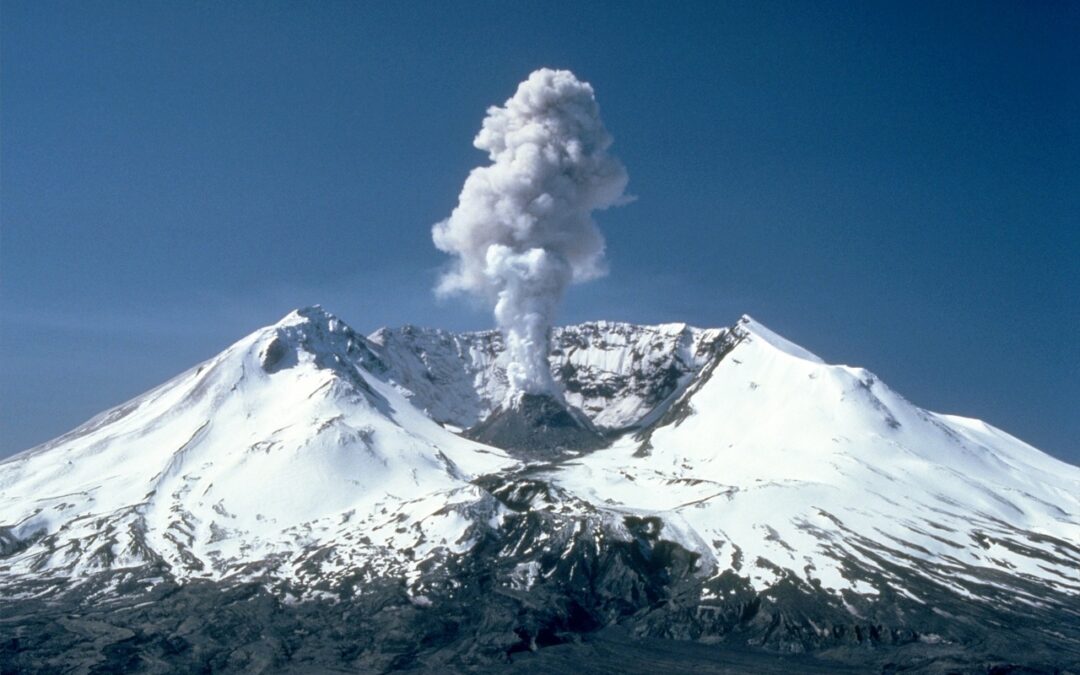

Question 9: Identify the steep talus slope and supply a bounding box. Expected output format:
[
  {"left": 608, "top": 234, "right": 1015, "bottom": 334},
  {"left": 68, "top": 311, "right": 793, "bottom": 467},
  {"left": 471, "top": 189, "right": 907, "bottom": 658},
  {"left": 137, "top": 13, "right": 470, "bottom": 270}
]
[{"left": 1, "top": 308, "right": 1077, "bottom": 673}]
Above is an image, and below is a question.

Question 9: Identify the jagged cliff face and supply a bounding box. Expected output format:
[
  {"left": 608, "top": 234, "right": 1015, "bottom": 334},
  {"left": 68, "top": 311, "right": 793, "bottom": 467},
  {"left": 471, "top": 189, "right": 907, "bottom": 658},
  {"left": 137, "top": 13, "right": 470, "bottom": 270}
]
[
  {"left": 1, "top": 308, "right": 1078, "bottom": 673},
  {"left": 367, "top": 320, "right": 724, "bottom": 432}
]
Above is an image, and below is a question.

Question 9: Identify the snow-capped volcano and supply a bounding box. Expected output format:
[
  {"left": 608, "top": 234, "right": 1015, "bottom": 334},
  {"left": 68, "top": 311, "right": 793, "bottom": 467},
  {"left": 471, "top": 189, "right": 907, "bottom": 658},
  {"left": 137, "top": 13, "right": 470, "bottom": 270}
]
[{"left": 2, "top": 307, "right": 1077, "bottom": 672}]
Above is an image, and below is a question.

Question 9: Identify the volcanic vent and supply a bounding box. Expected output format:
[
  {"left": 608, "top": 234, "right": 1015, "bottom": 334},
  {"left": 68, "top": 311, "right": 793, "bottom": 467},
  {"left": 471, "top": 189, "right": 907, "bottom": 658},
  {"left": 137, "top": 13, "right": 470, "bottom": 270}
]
[{"left": 465, "top": 392, "right": 607, "bottom": 456}]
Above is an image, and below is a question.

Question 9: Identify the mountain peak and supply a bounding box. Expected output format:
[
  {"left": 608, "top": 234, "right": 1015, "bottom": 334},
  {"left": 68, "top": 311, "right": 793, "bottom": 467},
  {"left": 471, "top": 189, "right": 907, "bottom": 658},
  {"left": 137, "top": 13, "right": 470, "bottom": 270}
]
[
  {"left": 254, "top": 305, "right": 385, "bottom": 380},
  {"left": 274, "top": 304, "right": 341, "bottom": 330},
  {"left": 735, "top": 314, "right": 824, "bottom": 364}
]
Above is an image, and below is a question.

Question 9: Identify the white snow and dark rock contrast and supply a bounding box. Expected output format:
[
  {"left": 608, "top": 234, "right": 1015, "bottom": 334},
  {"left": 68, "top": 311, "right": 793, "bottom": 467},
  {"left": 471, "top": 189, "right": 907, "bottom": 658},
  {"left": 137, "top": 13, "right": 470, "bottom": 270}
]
[{"left": 2, "top": 306, "right": 1078, "bottom": 673}]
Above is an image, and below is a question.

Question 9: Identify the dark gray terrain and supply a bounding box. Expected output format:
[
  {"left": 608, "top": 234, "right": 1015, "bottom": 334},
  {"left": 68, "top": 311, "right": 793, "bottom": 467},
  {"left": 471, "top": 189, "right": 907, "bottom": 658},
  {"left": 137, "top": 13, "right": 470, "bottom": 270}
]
[{"left": 465, "top": 393, "right": 607, "bottom": 457}]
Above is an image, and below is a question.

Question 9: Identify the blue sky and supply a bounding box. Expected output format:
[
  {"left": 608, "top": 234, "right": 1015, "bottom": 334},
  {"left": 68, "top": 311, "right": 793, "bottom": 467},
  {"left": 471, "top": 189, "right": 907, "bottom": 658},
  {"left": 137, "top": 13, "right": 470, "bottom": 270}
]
[{"left": 1, "top": 1, "right": 1077, "bottom": 462}]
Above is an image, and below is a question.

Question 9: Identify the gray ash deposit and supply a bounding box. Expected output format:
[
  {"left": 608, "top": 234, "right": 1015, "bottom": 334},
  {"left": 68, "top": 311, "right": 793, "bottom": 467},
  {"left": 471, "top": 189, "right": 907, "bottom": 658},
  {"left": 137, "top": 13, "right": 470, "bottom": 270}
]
[{"left": 465, "top": 393, "right": 608, "bottom": 457}]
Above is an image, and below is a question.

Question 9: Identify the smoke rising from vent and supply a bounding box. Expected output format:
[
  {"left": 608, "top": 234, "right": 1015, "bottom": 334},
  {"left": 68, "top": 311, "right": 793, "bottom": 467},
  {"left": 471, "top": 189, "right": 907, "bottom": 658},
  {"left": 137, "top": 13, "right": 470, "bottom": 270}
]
[{"left": 432, "top": 68, "right": 629, "bottom": 399}]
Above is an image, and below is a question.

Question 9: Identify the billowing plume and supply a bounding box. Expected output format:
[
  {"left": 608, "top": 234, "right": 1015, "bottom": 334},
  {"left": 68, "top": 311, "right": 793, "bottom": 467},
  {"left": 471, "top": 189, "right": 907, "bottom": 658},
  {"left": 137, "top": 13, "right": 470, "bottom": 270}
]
[{"left": 432, "top": 68, "right": 629, "bottom": 399}]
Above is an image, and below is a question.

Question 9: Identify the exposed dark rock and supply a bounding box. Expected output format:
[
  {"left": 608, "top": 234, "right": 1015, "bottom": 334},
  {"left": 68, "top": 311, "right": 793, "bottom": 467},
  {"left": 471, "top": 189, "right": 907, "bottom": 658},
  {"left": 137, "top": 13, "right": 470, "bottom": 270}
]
[
  {"left": 465, "top": 393, "right": 608, "bottom": 457},
  {"left": 259, "top": 336, "right": 291, "bottom": 373},
  {"left": 2, "top": 469, "right": 1077, "bottom": 673}
]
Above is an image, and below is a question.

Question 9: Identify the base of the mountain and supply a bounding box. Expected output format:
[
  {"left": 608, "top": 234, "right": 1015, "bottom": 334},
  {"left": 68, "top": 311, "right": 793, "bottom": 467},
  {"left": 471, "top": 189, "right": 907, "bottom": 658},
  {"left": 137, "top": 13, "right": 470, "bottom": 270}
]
[
  {"left": 2, "top": 556, "right": 1072, "bottom": 674},
  {"left": 3, "top": 471, "right": 1076, "bottom": 673}
]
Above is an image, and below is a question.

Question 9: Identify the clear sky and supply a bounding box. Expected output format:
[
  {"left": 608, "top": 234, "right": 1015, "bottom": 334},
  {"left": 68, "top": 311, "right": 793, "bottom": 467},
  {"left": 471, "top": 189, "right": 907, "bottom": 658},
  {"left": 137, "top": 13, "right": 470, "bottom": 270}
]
[{"left": 1, "top": 1, "right": 1077, "bottom": 463}]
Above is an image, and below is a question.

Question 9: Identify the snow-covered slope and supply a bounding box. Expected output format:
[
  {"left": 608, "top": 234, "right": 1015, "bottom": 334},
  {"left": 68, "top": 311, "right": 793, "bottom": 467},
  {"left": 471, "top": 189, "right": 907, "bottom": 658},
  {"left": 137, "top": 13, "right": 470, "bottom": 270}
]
[
  {"left": 1, "top": 307, "right": 1077, "bottom": 671},
  {"left": 0, "top": 307, "right": 512, "bottom": 587},
  {"left": 550, "top": 316, "right": 1080, "bottom": 603}
]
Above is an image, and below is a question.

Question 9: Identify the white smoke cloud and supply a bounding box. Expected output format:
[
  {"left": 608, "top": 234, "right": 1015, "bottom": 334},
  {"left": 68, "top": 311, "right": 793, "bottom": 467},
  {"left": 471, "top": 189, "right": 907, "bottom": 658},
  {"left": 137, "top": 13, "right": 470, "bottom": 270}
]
[{"left": 432, "top": 68, "right": 629, "bottom": 399}]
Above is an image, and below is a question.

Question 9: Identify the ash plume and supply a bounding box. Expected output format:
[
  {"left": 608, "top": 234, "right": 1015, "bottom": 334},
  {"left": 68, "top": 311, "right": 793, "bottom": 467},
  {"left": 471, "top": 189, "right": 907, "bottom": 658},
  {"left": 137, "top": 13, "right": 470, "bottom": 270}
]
[{"left": 432, "top": 68, "right": 629, "bottom": 400}]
